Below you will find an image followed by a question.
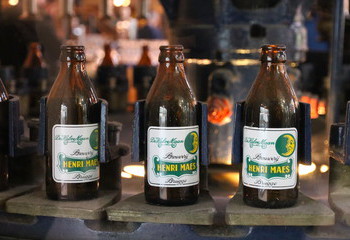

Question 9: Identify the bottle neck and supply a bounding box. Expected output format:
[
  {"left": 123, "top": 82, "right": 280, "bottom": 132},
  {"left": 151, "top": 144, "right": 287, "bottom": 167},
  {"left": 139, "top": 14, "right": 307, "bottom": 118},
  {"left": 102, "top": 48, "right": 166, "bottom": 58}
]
[
  {"left": 101, "top": 51, "right": 114, "bottom": 66},
  {"left": 138, "top": 52, "right": 151, "bottom": 66},
  {"left": 23, "top": 50, "right": 44, "bottom": 68},
  {"left": 259, "top": 62, "right": 287, "bottom": 74},
  {"left": 60, "top": 61, "right": 85, "bottom": 72},
  {"left": 157, "top": 62, "right": 185, "bottom": 75}
]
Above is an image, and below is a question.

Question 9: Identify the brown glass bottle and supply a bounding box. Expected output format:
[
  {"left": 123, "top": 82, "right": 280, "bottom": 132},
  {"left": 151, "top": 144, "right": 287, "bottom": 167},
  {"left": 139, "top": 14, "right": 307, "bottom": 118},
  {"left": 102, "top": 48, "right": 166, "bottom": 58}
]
[
  {"left": 242, "top": 45, "right": 299, "bottom": 208},
  {"left": 23, "top": 42, "right": 46, "bottom": 69},
  {"left": 144, "top": 45, "right": 199, "bottom": 205},
  {"left": 22, "top": 42, "right": 48, "bottom": 118},
  {"left": 46, "top": 46, "right": 99, "bottom": 200},
  {"left": 0, "top": 79, "right": 9, "bottom": 191},
  {"left": 101, "top": 43, "right": 118, "bottom": 66},
  {"left": 96, "top": 43, "right": 127, "bottom": 112},
  {"left": 138, "top": 45, "right": 152, "bottom": 66}
]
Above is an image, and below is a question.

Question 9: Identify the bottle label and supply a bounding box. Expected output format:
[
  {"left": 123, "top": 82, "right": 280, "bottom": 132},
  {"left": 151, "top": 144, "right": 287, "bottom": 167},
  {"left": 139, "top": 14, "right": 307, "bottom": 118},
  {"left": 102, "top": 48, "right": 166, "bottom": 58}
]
[
  {"left": 147, "top": 126, "right": 200, "bottom": 187},
  {"left": 52, "top": 124, "right": 99, "bottom": 183},
  {"left": 242, "top": 126, "right": 297, "bottom": 190}
]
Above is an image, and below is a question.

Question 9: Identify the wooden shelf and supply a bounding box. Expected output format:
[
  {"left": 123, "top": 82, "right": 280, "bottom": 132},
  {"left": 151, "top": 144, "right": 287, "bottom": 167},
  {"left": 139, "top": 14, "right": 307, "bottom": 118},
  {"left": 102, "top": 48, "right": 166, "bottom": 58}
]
[
  {"left": 305, "top": 223, "right": 350, "bottom": 239},
  {"left": 107, "top": 191, "right": 216, "bottom": 225},
  {"left": 0, "top": 185, "right": 38, "bottom": 209},
  {"left": 6, "top": 190, "right": 119, "bottom": 220},
  {"left": 329, "top": 191, "right": 350, "bottom": 226},
  {"left": 225, "top": 192, "right": 335, "bottom": 226}
]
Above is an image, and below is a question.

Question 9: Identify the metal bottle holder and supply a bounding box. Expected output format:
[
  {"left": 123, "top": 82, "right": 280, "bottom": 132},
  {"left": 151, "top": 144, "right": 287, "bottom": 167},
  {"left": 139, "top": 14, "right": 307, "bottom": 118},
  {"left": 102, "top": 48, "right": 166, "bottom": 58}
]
[
  {"left": 231, "top": 101, "right": 312, "bottom": 165},
  {"left": 106, "top": 100, "right": 216, "bottom": 226},
  {"left": 224, "top": 102, "right": 334, "bottom": 226},
  {"left": 0, "top": 95, "right": 40, "bottom": 207},
  {"left": 4, "top": 97, "right": 129, "bottom": 221},
  {"left": 8, "top": 95, "right": 37, "bottom": 158},
  {"left": 329, "top": 101, "right": 350, "bottom": 226}
]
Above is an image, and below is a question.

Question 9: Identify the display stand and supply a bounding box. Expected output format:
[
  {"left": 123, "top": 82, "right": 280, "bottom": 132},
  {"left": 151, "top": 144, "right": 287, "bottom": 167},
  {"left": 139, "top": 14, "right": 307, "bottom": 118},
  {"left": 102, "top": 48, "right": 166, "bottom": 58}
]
[
  {"left": 328, "top": 101, "right": 350, "bottom": 224},
  {"left": 6, "top": 190, "right": 119, "bottom": 220},
  {"left": 5, "top": 97, "right": 128, "bottom": 220},
  {"left": 107, "top": 191, "right": 215, "bottom": 225},
  {"left": 0, "top": 185, "right": 38, "bottom": 210},
  {"left": 226, "top": 192, "right": 334, "bottom": 226},
  {"left": 0, "top": 95, "right": 41, "bottom": 204},
  {"left": 107, "top": 100, "right": 217, "bottom": 225},
  {"left": 226, "top": 102, "right": 334, "bottom": 226}
]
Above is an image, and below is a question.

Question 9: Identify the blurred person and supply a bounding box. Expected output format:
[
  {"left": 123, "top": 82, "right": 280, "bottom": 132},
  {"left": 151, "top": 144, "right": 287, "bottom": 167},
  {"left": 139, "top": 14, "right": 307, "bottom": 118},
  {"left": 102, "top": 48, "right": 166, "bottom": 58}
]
[
  {"left": 36, "top": 0, "right": 62, "bottom": 81},
  {"left": 137, "top": 15, "right": 164, "bottom": 39},
  {"left": 116, "top": 7, "right": 137, "bottom": 40},
  {"left": 0, "top": 0, "right": 60, "bottom": 80}
]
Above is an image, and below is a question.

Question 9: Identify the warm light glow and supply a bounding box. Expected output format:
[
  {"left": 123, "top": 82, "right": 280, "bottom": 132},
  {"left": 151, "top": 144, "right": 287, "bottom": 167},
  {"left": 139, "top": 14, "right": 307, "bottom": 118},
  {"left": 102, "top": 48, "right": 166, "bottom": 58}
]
[
  {"left": 207, "top": 96, "right": 233, "bottom": 125},
  {"left": 186, "top": 58, "right": 212, "bottom": 65},
  {"left": 230, "top": 59, "right": 260, "bottom": 66},
  {"left": 121, "top": 171, "right": 132, "bottom": 178},
  {"left": 210, "top": 172, "right": 240, "bottom": 188},
  {"left": 232, "top": 49, "right": 260, "bottom": 54},
  {"left": 186, "top": 58, "right": 259, "bottom": 66},
  {"left": 289, "top": 62, "right": 298, "bottom": 68},
  {"left": 310, "top": 97, "right": 319, "bottom": 119},
  {"left": 8, "top": 0, "right": 19, "bottom": 6},
  {"left": 113, "top": 0, "right": 130, "bottom": 7},
  {"left": 300, "top": 95, "right": 311, "bottom": 104},
  {"left": 299, "top": 95, "right": 319, "bottom": 119},
  {"left": 123, "top": 165, "right": 145, "bottom": 177},
  {"left": 318, "top": 100, "right": 326, "bottom": 115},
  {"left": 122, "top": 0, "right": 130, "bottom": 7},
  {"left": 299, "top": 163, "right": 316, "bottom": 176},
  {"left": 320, "top": 164, "right": 329, "bottom": 173}
]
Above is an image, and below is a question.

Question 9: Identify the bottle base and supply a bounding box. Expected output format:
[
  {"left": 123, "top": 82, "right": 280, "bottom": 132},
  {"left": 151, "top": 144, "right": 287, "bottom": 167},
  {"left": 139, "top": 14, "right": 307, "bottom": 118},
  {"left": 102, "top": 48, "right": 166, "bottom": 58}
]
[
  {"left": 146, "top": 199, "right": 197, "bottom": 206},
  {"left": 243, "top": 198, "right": 297, "bottom": 209},
  {"left": 46, "top": 191, "right": 99, "bottom": 201},
  {"left": 145, "top": 197, "right": 198, "bottom": 206}
]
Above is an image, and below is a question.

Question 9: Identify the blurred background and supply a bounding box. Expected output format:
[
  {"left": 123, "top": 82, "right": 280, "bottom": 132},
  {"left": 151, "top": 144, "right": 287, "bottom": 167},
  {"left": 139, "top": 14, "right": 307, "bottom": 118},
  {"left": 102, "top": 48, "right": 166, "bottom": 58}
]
[
  {"left": 0, "top": 0, "right": 346, "bottom": 230},
  {"left": 0, "top": 0, "right": 338, "bottom": 201}
]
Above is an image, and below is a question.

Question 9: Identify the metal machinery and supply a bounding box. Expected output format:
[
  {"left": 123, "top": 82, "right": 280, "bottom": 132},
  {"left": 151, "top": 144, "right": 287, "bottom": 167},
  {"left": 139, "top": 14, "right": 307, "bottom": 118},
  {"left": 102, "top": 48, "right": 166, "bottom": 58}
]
[{"left": 160, "top": 0, "right": 312, "bottom": 164}]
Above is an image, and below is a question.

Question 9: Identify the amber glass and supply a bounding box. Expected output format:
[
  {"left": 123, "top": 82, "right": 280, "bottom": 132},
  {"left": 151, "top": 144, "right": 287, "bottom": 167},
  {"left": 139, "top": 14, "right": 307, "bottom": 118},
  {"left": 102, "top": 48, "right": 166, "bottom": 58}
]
[
  {"left": 46, "top": 46, "right": 99, "bottom": 200},
  {"left": 138, "top": 45, "right": 152, "bottom": 66},
  {"left": 101, "top": 44, "right": 115, "bottom": 66},
  {"left": 21, "top": 42, "right": 48, "bottom": 118},
  {"left": 23, "top": 42, "right": 46, "bottom": 68},
  {"left": 0, "top": 80, "right": 9, "bottom": 191},
  {"left": 243, "top": 45, "right": 299, "bottom": 208},
  {"left": 144, "top": 45, "right": 199, "bottom": 205}
]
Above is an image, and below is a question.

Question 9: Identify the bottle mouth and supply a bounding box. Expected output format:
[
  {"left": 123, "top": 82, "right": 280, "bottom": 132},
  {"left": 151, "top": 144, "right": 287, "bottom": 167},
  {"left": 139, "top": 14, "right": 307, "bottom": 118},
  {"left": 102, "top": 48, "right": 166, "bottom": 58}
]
[
  {"left": 159, "top": 45, "right": 184, "bottom": 63},
  {"left": 60, "top": 45, "right": 85, "bottom": 62},
  {"left": 261, "top": 44, "right": 286, "bottom": 51},
  {"left": 60, "top": 45, "right": 85, "bottom": 51},
  {"left": 29, "top": 42, "right": 41, "bottom": 49},
  {"left": 260, "top": 44, "right": 287, "bottom": 63},
  {"left": 159, "top": 45, "right": 184, "bottom": 51}
]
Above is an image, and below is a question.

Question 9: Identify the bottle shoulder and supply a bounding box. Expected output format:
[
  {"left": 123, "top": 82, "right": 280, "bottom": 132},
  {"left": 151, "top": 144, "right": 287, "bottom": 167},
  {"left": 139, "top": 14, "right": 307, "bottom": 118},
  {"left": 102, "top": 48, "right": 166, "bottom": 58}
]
[
  {"left": 48, "top": 72, "right": 98, "bottom": 103},
  {"left": 245, "top": 75, "right": 298, "bottom": 109}
]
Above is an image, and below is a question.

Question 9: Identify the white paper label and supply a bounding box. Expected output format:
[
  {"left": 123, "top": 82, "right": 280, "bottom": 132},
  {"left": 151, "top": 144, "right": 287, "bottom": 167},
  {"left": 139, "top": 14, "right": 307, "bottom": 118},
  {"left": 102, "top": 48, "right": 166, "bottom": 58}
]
[
  {"left": 147, "top": 126, "right": 199, "bottom": 187},
  {"left": 242, "top": 126, "right": 297, "bottom": 190},
  {"left": 52, "top": 124, "right": 99, "bottom": 183}
]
